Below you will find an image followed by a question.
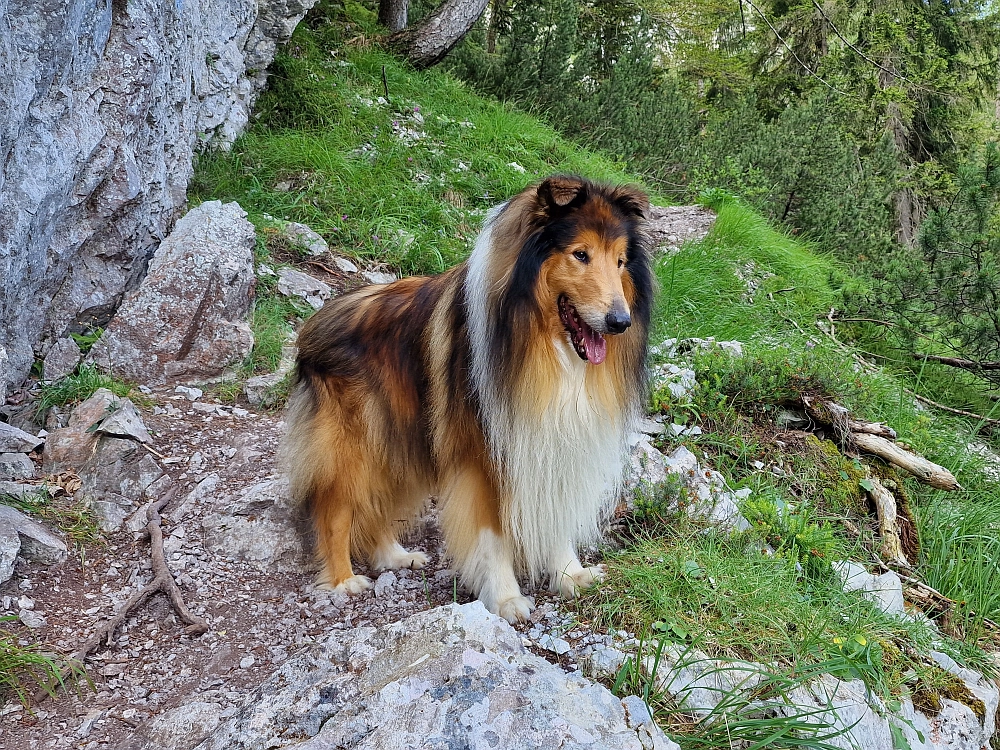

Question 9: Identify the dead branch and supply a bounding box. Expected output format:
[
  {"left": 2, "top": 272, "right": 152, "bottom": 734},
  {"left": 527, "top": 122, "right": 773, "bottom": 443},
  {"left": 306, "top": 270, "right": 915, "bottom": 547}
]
[
  {"left": 864, "top": 471, "right": 909, "bottom": 568},
  {"left": 852, "top": 433, "right": 961, "bottom": 490},
  {"left": 36, "top": 486, "right": 207, "bottom": 703},
  {"left": 907, "top": 391, "right": 1000, "bottom": 429},
  {"left": 804, "top": 316, "right": 1000, "bottom": 434},
  {"left": 910, "top": 353, "right": 1000, "bottom": 371},
  {"left": 848, "top": 420, "right": 897, "bottom": 439}
]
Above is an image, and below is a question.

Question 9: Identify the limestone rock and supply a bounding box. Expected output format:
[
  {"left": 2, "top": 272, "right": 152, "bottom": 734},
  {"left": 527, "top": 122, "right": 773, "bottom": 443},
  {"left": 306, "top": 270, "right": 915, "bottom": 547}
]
[
  {"left": 0, "top": 346, "right": 8, "bottom": 406},
  {"left": 181, "top": 602, "right": 678, "bottom": 750},
  {"left": 43, "top": 388, "right": 162, "bottom": 530},
  {"left": 833, "top": 561, "right": 905, "bottom": 616},
  {"left": 278, "top": 221, "right": 329, "bottom": 256},
  {"left": 0, "top": 522, "right": 19, "bottom": 585},
  {"left": 89, "top": 202, "right": 256, "bottom": 384},
  {"left": 1, "top": 0, "right": 318, "bottom": 400},
  {"left": 0, "top": 504, "right": 69, "bottom": 584},
  {"left": 0, "top": 422, "right": 43, "bottom": 454},
  {"left": 332, "top": 256, "right": 360, "bottom": 274},
  {"left": 277, "top": 268, "right": 331, "bottom": 311},
  {"left": 43, "top": 338, "right": 82, "bottom": 382},
  {"left": 652, "top": 337, "right": 744, "bottom": 360},
  {"left": 362, "top": 270, "right": 398, "bottom": 285},
  {"left": 144, "top": 702, "right": 222, "bottom": 750},
  {"left": 200, "top": 478, "right": 309, "bottom": 572},
  {"left": 0, "top": 453, "right": 35, "bottom": 481},
  {"left": 650, "top": 363, "right": 697, "bottom": 400}
]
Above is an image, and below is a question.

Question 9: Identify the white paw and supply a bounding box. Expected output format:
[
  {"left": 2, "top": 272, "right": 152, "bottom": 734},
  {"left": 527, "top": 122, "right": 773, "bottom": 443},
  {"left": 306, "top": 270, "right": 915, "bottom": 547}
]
[
  {"left": 496, "top": 595, "right": 534, "bottom": 624},
  {"left": 330, "top": 575, "right": 373, "bottom": 595},
  {"left": 554, "top": 565, "right": 606, "bottom": 598},
  {"left": 376, "top": 550, "right": 429, "bottom": 571}
]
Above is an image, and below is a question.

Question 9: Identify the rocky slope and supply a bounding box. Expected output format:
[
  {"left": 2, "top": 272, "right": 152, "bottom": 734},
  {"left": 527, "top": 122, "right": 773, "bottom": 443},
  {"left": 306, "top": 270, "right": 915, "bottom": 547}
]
[{"left": 0, "top": 0, "right": 316, "bottom": 401}]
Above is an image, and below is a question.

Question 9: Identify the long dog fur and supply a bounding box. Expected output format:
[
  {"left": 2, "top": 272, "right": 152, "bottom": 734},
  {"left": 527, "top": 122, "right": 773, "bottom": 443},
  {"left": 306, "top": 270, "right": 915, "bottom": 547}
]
[{"left": 285, "top": 175, "right": 653, "bottom": 622}]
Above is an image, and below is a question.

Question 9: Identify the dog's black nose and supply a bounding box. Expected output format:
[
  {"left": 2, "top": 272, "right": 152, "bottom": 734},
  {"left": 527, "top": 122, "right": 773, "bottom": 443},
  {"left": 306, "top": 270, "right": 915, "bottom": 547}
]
[{"left": 605, "top": 308, "right": 631, "bottom": 334}]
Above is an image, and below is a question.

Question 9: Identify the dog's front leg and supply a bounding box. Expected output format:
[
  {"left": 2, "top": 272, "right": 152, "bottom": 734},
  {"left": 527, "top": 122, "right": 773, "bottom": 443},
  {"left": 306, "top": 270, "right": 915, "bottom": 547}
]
[
  {"left": 440, "top": 466, "right": 533, "bottom": 623},
  {"left": 464, "top": 529, "right": 533, "bottom": 623},
  {"left": 548, "top": 543, "right": 606, "bottom": 599}
]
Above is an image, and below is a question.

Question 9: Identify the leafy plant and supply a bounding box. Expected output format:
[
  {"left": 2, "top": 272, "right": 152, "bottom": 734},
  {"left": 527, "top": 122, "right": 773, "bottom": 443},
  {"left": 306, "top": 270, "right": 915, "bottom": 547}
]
[{"left": 741, "top": 492, "right": 838, "bottom": 579}]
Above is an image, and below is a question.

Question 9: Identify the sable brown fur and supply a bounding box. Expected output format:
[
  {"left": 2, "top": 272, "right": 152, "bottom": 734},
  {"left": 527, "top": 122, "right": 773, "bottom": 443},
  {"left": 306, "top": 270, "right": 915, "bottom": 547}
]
[{"left": 286, "top": 175, "right": 654, "bottom": 622}]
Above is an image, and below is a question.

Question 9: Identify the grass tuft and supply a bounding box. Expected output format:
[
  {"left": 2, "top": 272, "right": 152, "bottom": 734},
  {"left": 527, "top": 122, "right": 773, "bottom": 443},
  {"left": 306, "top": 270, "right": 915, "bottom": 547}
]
[{"left": 36, "top": 365, "right": 147, "bottom": 413}]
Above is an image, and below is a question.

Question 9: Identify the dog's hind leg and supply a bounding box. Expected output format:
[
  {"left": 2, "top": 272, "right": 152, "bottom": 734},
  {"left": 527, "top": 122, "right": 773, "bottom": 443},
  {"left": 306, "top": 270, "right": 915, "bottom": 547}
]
[
  {"left": 313, "top": 483, "right": 373, "bottom": 595},
  {"left": 370, "top": 535, "right": 429, "bottom": 572},
  {"left": 440, "top": 465, "right": 532, "bottom": 623}
]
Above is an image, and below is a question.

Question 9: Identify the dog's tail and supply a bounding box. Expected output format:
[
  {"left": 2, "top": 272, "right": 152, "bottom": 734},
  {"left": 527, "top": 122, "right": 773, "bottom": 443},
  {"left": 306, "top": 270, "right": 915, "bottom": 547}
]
[{"left": 282, "top": 367, "right": 322, "bottom": 511}]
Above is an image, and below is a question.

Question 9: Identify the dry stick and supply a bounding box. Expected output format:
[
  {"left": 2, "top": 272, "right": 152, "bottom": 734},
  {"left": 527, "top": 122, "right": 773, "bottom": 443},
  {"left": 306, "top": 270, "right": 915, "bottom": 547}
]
[
  {"left": 864, "top": 470, "right": 909, "bottom": 568},
  {"left": 852, "top": 432, "right": 961, "bottom": 491},
  {"left": 36, "top": 488, "right": 208, "bottom": 703}
]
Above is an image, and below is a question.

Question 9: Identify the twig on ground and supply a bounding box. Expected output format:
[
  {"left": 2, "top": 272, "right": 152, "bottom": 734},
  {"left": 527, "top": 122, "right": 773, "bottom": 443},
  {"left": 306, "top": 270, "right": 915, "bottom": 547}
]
[{"left": 35, "top": 486, "right": 208, "bottom": 703}]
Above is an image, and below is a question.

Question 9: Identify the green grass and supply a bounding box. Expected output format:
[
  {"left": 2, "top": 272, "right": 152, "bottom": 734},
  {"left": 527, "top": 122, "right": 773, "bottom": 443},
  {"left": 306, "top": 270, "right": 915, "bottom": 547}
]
[
  {"left": 0, "top": 617, "right": 86, "bottom": 707},
  {"left": 655, "top": 194, "right": 837, "bottom": 346},
  {"left": 36, "top": 364, "right": 146, "bottom": 413},
  {"left": 2, "top": 490, "right": 101, "bottom": 550}
]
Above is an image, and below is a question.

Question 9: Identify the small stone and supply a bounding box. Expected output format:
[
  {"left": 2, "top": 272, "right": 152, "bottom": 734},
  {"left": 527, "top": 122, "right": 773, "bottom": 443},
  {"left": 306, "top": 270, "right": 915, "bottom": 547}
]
[
  {"left": 374, "top": 571, "right": 397, "bottom": 597},
  {"left": 362, "top": 270, "right": 397, "bottom": 285},
  {"left": 239, "top": 655, "right": 256, "bottom": 669},
  {"left": 0, "top": 453, "right": 34, "bottom": 480},
  {"left": 278, "top": 221, "right": 329, "bottom": 256},
  {"left": 0, "top": 422, "right": 43, "bottom": 453},
  {"left": 19, "top": 609, "right": 45, "bottom": 628},
  {"left": 277, "top": 268, "right": 331, "bottom": 310},
  {"left": 332, "top": 256, "right": 359, "bottom": 274},
  {"left": 17, "top": 595, "right": 34, "bottom": 610},
  {"left": 175, "top": 386, "right": 203, "bottom": 401}
]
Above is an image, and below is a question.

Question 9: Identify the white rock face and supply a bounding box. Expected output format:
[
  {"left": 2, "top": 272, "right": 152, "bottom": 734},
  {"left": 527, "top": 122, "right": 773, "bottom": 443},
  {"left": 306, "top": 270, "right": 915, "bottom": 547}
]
[
  {"left": 0, "top": 0, "right": 317, "bottom": 401},
  {"left": 833, "top": 560, "right": 905, "bottom": 616},
  {"left": 88, "top": 201, "right": 256, "bottom": 384},
  {"left": 174, "top": 602, "right": 680, "bottom": 750}
]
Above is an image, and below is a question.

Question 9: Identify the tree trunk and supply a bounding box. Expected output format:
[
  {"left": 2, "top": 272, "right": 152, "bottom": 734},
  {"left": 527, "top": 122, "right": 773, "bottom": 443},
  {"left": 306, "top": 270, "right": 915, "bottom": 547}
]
[
  {"left": 389, "top": 0, "right": 489, "bottom": 69},
  {"left": 379, "top": 0, "right": 409, "bottom": 33}
]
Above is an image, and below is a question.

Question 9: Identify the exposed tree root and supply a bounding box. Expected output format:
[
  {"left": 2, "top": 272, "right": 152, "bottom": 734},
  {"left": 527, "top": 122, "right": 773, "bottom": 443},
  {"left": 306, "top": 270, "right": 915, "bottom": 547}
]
[{"left": 36, "top": 486, "right": 207, "bottom": 704}]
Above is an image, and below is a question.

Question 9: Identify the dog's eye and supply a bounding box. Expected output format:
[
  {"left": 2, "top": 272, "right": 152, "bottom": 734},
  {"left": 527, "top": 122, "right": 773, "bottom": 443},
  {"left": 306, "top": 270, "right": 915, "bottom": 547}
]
[
  {"left": 618, "top": 258, "right": 625, "bottom": 268},
  {"left": 573, "top": 250, "right": 589, "bottom": 263}
]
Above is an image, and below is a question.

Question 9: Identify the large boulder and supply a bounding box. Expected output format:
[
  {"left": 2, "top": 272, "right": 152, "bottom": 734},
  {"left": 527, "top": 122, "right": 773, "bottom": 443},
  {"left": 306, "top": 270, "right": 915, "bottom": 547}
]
[
  {"left": 0, "top": 0, "right": 317, "bottom": 400},
  {"left": 118, "top": 602, "right": 678, "bottom": 750},
  {"left": 43, "top": 388, "right": 164, "bottom": 530},
  {"left": 88, "top": 201, "right": 256, "bottom": 384}
]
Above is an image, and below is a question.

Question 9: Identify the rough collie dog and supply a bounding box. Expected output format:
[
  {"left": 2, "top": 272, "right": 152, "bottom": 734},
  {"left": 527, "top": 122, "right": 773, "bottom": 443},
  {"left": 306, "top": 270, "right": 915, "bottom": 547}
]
[{"left": 286, "top": 175, "right": 653, "bottom": 623}]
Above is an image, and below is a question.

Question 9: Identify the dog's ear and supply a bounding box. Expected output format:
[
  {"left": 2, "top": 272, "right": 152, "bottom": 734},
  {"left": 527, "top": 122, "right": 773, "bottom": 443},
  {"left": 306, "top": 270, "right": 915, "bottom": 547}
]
[
  {"left": 612, "top": 185, "right": 650, "bottom": 219},
  {"left": 537, "top": 176, "right": 585, "bottom": 213}
]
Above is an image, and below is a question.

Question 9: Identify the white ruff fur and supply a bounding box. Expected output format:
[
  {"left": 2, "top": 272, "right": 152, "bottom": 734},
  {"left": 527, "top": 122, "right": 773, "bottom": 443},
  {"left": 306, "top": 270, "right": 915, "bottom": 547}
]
[{"left": 465, "top": 207, "right": 633, "bottom": 584}]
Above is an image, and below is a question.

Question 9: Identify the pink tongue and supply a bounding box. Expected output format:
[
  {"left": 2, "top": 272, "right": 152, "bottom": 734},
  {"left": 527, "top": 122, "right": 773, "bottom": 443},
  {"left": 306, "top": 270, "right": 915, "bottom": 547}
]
[{"left": 583, "top": 328, "right": 607, "bottom": 364}]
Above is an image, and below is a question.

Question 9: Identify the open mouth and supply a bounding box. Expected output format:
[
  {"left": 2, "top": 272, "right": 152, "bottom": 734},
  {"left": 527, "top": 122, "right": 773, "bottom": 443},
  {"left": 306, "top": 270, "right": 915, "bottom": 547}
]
[{"left": 558, "top": 295, "right": 607, "bottom": 364}]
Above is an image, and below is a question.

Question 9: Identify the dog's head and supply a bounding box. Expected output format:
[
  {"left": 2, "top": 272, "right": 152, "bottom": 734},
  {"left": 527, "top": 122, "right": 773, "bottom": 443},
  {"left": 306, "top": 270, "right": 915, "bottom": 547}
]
[{"left": 519, "top": 176, "right": 650, "bottom": 365}]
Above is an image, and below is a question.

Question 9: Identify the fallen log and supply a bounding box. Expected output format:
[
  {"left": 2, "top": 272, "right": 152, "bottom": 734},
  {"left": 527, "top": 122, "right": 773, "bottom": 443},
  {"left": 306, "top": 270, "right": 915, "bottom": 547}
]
[{"left": 852, "top": 433, "right": 961, "bottom": 491}]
